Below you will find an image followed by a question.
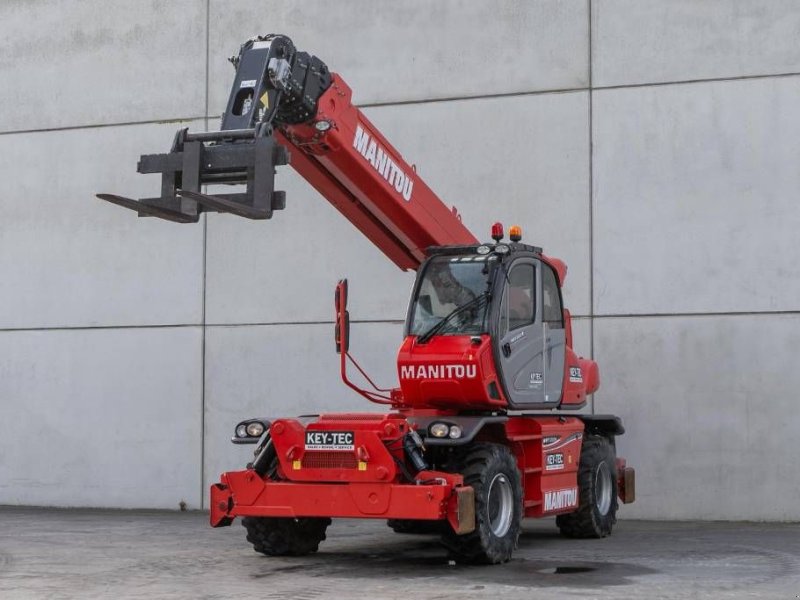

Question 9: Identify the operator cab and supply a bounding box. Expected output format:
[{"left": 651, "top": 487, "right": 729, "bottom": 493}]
[{"left": 398, "top": 225, "right": 592, "bottom": 412}]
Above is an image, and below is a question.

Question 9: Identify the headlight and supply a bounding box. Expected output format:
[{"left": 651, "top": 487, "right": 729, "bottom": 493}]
[
  {"left": 246, "top": 421, "right": 265, "bottom": 437},
  {"left": 429, "top": 422, "right": 449, "bottom": 438},
  {"left": 430, "top": 422, "right": 464, "bottom": 439},
  {"left": 232, "top": 418, "right": 271, "bottom": 444}
]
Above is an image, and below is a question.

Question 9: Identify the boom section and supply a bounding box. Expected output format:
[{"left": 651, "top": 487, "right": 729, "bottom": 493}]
[{"left": 97, "top": 34, "right": 476, "bottom": 270}]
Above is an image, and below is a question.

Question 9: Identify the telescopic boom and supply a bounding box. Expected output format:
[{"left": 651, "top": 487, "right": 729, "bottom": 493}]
[{"left": 97, "top": 34, "right": 477, "bottom": 270}]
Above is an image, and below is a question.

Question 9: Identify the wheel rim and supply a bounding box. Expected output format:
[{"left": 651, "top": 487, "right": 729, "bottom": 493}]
[
  {"left": 487, "top": 473, "right": 514, "bottom": 537},
  {"left": 595, "top": 462, "right": 613, "bottom": 515}
]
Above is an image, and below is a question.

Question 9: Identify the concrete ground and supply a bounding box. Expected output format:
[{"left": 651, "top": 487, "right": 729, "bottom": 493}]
[{"left": 0, "top": 507, "right": 798, "bottom": 599}]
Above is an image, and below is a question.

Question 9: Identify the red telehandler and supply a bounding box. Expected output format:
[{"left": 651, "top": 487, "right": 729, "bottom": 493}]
[{"left": 98, "top": 34, "right": 635, "bottom": 564}]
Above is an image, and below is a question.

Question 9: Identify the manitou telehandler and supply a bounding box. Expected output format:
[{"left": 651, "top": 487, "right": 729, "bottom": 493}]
[{"left": 98, "top": 34, "right": 635, "bottom": 564}]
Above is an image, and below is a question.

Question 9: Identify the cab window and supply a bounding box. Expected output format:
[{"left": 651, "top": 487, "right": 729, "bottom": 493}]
[
  {"left": 500, "top": 264, "right": 535, "bottom": 335},
  {"left": 408, "top": 255, "right": 490, "bottom": 336},
  {"left": 542, "top": 264, "right": 563, "bottom": 328}
]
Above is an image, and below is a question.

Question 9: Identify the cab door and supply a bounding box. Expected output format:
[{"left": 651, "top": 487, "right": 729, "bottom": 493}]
[
  {"left": 542, "top": 263, "right": 565, "bottom": 404},
  {"left": 493, "top": 259, "right": 546, "bottom": 406}
]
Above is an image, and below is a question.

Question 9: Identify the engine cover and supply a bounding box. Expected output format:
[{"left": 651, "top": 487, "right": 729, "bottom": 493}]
[{"left": 396, "top": 334, "right": 508, "bottom": 410}]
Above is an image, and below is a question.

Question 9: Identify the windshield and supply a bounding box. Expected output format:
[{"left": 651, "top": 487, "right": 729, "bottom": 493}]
[{"left": 408, "top": 255, "right": 491, "bottom": 336}]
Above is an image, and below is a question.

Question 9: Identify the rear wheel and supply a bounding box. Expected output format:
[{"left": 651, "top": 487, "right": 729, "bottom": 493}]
[
  {"left": 441, "top": 443, "right": 522, "bottom": 564},
  {"left": 556, "top": 435, "right": 618, "bottom": 538},
  {"left": 241, "top": 436, "right": 331, "bottom": 556}
]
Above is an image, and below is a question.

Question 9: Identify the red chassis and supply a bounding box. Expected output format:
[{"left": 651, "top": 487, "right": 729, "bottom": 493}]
[{"left": 211, "top": 412, "right": 634, "bottom": 531}]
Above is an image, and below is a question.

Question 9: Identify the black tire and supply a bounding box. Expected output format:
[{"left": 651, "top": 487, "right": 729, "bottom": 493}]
[
  {"left": 242, "top": 516, "right": 331, "bottom": 556},
  {"left": 242, "top": 437, "right": 331, "bottom": 556},
  {"left": 441, "top": 443, "right": 523, "bottom": 564},
  {"left": 556, "top": 435, "right": 618, "bottom": 538},
  {"left": 387, "top": 519, "right": 447, "bottom": 535}
]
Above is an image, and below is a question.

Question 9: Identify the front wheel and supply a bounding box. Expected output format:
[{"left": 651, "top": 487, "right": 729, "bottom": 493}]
[
  {"left": 441, "top": 443, "right": 523, "bottom": 564},
  {"left": 242, "top": 438, "right": 331, "bottom": 556},
  {"left": 556, "top": 435, "right": 618, "bottom": 538},
  {"left": 242, "top": 516, "right": 331, "bottom": 556}
]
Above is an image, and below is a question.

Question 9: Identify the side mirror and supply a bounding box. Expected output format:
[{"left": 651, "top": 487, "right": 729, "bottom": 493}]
[
  {"left": 334, "top": 278, "right": 347, "bottom": 312},
  {"left": 332, "top": 279, "right": 394, "bottom": 406},
  {"left": 335, "top": 279, "right": 350, "bottom": 354}
]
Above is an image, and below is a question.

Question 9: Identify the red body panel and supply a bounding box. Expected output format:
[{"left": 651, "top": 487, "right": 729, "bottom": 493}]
[
  {"left": 397, "top": 334, "right": 508, "bottom": 410},
  {"left": 504, "top": 416, "right": 584, "bottom": 516},
  {"left": 269, "top": 415, "right": 405, "bottom": 483},
  {"left": 559, "top": 308, "right": 599, "bottom": 407}
]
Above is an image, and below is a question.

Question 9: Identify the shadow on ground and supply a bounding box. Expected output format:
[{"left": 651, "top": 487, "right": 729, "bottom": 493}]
[{"left": 247, "top": 533, "right": 656, "bottom": 589}]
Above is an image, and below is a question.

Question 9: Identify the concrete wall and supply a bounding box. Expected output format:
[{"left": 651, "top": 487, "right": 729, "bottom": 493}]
[{"left": 1, "top": 0, "right": 798, "bottom": 519}]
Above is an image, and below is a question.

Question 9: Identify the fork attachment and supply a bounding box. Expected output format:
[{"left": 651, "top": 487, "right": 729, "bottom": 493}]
[{"left": 97, "top": 34, "right": 331, "bottom": 223}]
